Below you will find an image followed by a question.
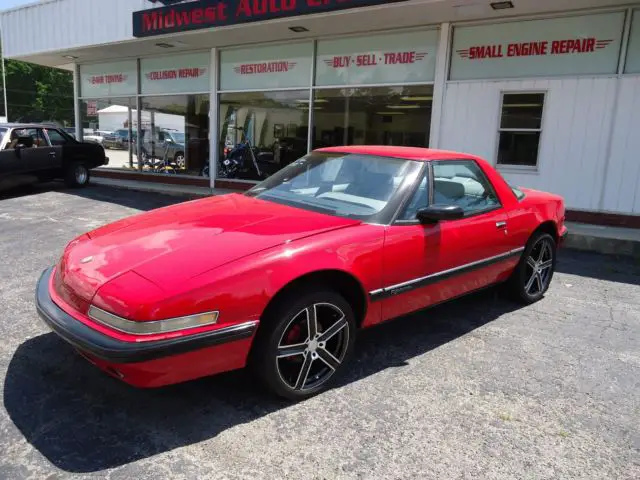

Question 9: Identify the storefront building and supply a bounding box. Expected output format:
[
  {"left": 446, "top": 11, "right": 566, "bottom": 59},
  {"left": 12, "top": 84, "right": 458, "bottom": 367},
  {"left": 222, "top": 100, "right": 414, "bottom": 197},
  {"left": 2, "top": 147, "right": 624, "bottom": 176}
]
[{"left": 1, "top": 0, "right": 640, "bottom": 224}]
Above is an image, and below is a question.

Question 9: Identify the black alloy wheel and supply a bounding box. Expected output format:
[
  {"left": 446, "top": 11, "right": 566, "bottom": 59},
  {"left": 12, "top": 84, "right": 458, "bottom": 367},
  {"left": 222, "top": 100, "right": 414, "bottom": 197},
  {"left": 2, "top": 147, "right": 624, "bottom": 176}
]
[
  {"left": 253, "top": 289, "right": 356, "bottom": 400},
  {"left": 510, "top": 231, "right": 556, "bottom": 303}
]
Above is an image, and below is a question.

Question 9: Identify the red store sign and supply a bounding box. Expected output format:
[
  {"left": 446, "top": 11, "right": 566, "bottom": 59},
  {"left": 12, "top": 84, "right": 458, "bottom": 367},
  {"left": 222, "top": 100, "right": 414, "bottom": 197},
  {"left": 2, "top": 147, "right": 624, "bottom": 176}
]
[
  {"left": 233, "top": 61, "right": 297, "bottom": 75},
  {"left": 89, "top": 74, "right": 128, "bottom": 85},
  {"left": 457, "top": 37, "right": 614, "bottom": 60},
  {"left": 323, "top": 50, "right": 428, "bottom": 68},
  {"left": 145, "top": 67, "right": 207, "bottom": 80}
]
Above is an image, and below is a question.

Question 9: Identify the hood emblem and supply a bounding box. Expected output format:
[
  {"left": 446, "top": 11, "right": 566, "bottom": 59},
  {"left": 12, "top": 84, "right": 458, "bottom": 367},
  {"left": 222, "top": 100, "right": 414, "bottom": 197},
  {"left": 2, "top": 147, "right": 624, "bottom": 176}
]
[{"left": 80, "top": 256, "right": 94, "bottom": 264}]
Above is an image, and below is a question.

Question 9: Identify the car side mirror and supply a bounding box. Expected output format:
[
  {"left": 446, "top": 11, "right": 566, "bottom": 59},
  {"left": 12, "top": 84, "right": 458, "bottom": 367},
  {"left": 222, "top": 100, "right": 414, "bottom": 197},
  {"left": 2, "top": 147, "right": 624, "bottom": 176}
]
[{"left": 416, "top": 205, "right": 465, "bottom": 223}]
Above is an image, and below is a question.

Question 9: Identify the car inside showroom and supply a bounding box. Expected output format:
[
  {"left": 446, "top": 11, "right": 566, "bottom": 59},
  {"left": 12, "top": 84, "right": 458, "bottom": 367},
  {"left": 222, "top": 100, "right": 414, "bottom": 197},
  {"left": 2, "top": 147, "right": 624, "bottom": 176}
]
[{"left": 1, "top": 0, "right": 639, "bottom": 223}]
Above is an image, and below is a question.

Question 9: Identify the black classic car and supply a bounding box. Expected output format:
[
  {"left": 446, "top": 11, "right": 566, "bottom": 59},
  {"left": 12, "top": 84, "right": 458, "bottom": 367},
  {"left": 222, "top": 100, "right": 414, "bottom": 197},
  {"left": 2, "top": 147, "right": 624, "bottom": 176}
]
[{"left": 0, "top": 124, "right": 108, "bottom": 189}]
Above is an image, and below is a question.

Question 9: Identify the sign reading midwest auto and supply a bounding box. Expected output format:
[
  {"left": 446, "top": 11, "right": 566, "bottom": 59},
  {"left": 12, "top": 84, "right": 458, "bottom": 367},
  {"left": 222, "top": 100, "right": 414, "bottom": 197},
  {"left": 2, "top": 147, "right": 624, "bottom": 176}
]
[
  {"left": 450, "top": 12, "right": 625, "bottom": 80},
  {"left": 134, "top": 0, "right": 407, "bottom": 37},
  {"left": 316, "top": 31, "right": 438, "bottom": 86}
]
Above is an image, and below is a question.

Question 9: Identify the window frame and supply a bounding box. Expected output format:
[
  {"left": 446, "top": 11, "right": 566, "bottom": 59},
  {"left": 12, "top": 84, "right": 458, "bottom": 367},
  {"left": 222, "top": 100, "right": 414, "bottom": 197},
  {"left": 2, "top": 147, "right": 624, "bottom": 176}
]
[
  {"left": 495, "top": 90, "right": 547, "bottom": 172},
  {"left": 431, "top": 159, "right": 503, "bottom": 218},
  {"left": 5, "top": 128, "right": 48, "bottom": 150},
  {"left": 393, "top": 159, "right": 502, "bottom": 225},
  {"left": 43, "top": 128, "right": 70, "bottom": 146}
]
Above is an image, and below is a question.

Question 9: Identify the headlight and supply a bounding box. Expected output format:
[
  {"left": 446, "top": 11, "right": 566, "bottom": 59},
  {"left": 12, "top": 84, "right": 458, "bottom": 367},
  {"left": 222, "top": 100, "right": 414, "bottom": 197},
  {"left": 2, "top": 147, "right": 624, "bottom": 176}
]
[{"left": 88, "top": 306, "right": 219, "bottom": 335}]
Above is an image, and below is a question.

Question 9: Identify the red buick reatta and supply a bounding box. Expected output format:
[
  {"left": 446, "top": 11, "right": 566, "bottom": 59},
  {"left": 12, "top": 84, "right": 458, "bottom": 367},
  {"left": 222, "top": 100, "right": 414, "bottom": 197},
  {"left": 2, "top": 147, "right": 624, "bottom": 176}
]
[{"left": 36, "top": 146, "right": 567, "bottom": 400}]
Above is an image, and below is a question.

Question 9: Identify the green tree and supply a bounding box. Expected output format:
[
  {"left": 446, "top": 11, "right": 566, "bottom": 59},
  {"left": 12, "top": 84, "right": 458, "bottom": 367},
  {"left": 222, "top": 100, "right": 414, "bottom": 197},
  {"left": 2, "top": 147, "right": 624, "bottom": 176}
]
[{"left": 0, "top": 56, "right": 74, "bottom": 125}]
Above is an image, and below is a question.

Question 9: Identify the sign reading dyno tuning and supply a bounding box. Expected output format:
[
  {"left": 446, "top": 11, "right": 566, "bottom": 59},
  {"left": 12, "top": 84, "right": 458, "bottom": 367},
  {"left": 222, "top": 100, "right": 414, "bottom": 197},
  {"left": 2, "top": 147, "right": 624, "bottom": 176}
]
[{"left": 133, "top": 0, "right": 406, "bottom": 38}]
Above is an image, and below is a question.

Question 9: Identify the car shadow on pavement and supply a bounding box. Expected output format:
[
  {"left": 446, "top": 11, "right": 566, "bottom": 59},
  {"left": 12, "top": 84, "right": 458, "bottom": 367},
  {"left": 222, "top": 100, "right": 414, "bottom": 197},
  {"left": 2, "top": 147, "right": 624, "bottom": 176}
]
[
  {"left": 0, "top": 182, "right": 190, "bottom": 212},
  {"left": 556, "top": 250, "right": 640, "bottom": 286},
  {"left": 4, "top": 287, "right": 521, "bottom": 473},
  {"left": 65, "top": 184, "right": 191, "bottom": 211}
]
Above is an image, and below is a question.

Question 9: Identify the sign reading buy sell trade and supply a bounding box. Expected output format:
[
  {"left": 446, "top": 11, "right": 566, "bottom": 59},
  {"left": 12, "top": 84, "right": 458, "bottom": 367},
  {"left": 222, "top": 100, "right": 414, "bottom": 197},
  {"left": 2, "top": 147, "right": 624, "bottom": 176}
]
[
  {"left": 450, "top": 12, "right": 625, "bottom": 80},
  {"left": 315, "top": 30, "right": 439, "bottom": 86},
  {"left": 134, "top": 0, "right": 408, "bottom": 37}
]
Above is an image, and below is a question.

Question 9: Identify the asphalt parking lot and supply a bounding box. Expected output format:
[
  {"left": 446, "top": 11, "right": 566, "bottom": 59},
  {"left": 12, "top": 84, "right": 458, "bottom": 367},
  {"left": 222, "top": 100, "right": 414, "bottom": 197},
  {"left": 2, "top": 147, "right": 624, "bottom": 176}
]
[{"left": 0, "top": 183, "right": 638, "bottom": 479}]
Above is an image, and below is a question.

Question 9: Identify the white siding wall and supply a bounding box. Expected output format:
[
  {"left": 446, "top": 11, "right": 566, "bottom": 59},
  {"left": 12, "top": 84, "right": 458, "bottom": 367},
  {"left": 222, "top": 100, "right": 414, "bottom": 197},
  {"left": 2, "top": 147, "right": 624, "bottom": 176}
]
[
  {"left": 0, "top": 0, "right": 146, "bottom": 57},
  {"left": 439, "top": 77, "right": 618, "bottom": 212},
  {"left": 601, "top": 76, "right": 640, "bottom": 214}
]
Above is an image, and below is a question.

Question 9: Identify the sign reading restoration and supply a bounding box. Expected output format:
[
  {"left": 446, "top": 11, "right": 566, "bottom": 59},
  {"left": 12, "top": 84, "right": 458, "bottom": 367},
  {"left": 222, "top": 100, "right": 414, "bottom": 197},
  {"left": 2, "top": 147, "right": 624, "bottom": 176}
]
[
  {"left": 450, "top": 12, "right": 625, "bottom": 80},
  {"left": 134, "top": 0, "right": 407, "bottom": 37},
  {"left": 220, "top": 42, "right": 311, "bottom": 90}
]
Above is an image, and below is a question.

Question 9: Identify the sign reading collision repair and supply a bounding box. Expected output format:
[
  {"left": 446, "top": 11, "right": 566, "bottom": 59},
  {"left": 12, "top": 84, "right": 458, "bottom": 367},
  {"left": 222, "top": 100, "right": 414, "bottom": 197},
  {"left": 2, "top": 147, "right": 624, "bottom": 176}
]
[
  {"left": 134, "top": 0, "right": 407, "bottom": 37},
  {"left": 450, "top": 12, "right": 625, "bottom": 80},
  {"left": 140, "top": 52, "right": 210, "bottom": 94}
]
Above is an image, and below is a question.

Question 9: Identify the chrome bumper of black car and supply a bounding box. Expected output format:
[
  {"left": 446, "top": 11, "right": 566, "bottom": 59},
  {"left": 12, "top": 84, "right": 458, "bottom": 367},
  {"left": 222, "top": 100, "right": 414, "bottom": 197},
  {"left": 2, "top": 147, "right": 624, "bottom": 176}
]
[{"left": 35, "top": 267, "right": 257, "bottom": 364}]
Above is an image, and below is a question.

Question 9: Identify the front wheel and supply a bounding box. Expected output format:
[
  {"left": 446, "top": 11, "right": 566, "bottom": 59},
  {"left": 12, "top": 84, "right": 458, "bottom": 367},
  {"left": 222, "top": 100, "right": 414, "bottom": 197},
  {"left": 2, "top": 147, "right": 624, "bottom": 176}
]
[
  {"left": 252, "top": 289, "right": 356, "bottom": 400},
  {"left": 508, "top": 232, "right": 556, "bottom": 304},
  {"left": 64, "top": 162, "right": 90, "bottom": 188}
]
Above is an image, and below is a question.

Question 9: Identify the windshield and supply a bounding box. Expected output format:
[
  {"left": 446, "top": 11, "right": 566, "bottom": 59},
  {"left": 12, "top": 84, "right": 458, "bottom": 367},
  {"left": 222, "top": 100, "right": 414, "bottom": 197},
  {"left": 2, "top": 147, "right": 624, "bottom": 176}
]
[
  {"left": 246, "top": 152, "right": 421, "bottom": 221},
  {"left": 169, "top": 132, "right": 185, "bottom": 143},
  {"left": 0, "top": 128, "right": 6, "bottom": 144}
]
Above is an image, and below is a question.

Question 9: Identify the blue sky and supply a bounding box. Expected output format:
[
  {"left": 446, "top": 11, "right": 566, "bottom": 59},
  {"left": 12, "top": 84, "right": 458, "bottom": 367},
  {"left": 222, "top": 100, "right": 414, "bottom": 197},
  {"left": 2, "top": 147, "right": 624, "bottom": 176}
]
[{"left": 0, "top": 0, "right": 34, "bottom": 11}]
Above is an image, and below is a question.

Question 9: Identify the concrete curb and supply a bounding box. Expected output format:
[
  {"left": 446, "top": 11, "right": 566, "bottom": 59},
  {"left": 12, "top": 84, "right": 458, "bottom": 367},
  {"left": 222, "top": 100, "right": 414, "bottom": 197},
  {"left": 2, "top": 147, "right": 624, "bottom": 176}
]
[{"left": 564, "top": 223, "right": 640, "bottom": 258}]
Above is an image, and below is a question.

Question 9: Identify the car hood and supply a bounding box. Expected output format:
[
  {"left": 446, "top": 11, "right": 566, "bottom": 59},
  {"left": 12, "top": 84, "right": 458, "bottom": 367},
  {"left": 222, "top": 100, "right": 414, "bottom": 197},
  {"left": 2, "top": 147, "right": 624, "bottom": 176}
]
[{"left": 58, "top": 194, "right": 359, "bottom": 301}]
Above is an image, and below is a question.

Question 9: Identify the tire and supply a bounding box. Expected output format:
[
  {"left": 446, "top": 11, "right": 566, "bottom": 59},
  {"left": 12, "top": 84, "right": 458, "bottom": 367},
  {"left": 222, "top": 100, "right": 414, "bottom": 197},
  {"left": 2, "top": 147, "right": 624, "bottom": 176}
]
[
  {"left": 508, "top": 231, "right": 556, "bottom": 304},
  {"left": 252, "top": 288, "right": 356, "bottom": 401},
  {"left": 174, "top": 152, "right": 185, "bottom": 169},
  {"left": 64, "top": 162, "right": 90, "bottom": 188}
]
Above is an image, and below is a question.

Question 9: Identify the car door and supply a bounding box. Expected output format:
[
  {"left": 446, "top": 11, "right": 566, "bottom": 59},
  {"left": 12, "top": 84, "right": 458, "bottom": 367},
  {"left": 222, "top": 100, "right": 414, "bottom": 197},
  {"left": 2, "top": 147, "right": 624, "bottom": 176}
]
[
  {"left": 3, "top": 128, "right": 55, "bottom": 175},
  {"left": 379, "top": 159, "right": 520, "bottom": 321},
  {"left": 0, "top": 129, "right": 22, "bottom": 177},
  {"left": 42, "top": 128, "right": 66, "bottom": 169}
]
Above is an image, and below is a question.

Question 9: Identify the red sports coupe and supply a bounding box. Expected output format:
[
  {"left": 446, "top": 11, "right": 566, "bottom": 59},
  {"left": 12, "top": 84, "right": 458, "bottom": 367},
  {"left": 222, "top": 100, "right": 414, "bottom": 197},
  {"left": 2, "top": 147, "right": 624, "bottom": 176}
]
[{"left": 36, "top": 146, "right": 567, "bottom": 400}]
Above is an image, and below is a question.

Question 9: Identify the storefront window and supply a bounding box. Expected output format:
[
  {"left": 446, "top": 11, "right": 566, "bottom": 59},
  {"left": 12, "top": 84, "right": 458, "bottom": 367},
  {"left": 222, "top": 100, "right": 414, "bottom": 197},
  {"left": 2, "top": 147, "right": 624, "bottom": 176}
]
[
  {"left": 625, "top": 9, "right": 640, "bottom": 74},
  {"left": 80, "top": 97, "right": 139, "bottom": 170},
  {"left": 140, "top": 95, "right": 210, "bottom": 176},
  {"left": 312, "top": 85, "right": 432, "bottom": 148},
  {"left": 316, "top": 31, "right": 438, "bottom": 86},
  {"left": 450, "top": 12, "right": 625, "bottom": 80},
  {"left": 218, "top": 91, "right": 309, "bottom": 180}
]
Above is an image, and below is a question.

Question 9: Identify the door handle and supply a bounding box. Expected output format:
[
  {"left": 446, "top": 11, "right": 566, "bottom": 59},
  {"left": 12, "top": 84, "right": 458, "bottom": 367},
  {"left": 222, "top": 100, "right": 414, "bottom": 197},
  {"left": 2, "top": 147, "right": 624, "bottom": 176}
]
[
  {"left": 496, "top": 221, "right": 507, "bottom": 229},
  {"left": 49, "top": 152, "right": 56, "bottom": 157}
]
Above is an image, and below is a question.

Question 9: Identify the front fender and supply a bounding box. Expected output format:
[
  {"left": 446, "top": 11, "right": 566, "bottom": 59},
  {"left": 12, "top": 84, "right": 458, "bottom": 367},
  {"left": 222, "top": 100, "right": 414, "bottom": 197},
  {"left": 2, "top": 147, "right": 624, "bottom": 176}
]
[{"left": 149, "top": 224, "right": 386, "bottom": 329}]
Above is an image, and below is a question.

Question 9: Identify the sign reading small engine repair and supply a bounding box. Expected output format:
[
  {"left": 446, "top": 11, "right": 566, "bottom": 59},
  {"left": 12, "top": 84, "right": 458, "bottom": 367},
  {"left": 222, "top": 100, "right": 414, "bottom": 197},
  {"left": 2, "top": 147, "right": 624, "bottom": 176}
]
[
  {"left": 134, "top": 0, "right": 407, "bottom": 37},
  {"left": 450, "top": 12, "right": 625, "bottom": 80}
]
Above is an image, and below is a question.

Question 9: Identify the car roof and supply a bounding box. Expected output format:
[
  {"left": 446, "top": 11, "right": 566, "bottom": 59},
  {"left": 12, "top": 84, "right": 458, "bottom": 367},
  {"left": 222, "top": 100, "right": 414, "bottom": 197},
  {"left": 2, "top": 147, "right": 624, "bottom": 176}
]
[
  {"left": 0, "top": 123, "right": 62, "bottom": 129},
  {"left": 315, "top": 145, "right": 478, "bottom": 161}
]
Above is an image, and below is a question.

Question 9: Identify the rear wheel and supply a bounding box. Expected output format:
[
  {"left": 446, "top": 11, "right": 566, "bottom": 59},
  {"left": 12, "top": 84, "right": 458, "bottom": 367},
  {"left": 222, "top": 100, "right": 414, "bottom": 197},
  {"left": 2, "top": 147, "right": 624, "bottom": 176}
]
[
  {"left": 64, "top": 162, "right": 90, "bottom": 188},
  {"left": 509, "top": 232, "right": 556, "bottom": 304},
  {"left": 252, "top": 289, "right": 356, "bottom": 400},
  {"left": 174, "top": 152, "right": 185, "bottom": 169}
]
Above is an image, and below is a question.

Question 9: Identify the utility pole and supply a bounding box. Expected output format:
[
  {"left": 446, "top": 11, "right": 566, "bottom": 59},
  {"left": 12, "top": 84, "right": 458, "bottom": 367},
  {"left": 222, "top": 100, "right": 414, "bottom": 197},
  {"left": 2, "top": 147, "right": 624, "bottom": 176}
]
[{"left": 0, "top": 35, "right": 7, "bottom": 121}]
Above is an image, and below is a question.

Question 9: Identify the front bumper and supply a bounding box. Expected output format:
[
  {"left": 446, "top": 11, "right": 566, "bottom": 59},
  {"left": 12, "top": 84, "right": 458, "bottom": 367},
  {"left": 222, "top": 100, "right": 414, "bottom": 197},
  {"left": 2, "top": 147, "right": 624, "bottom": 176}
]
[{"left": 35, "top": 267, "right": 258, "bottom": 365}]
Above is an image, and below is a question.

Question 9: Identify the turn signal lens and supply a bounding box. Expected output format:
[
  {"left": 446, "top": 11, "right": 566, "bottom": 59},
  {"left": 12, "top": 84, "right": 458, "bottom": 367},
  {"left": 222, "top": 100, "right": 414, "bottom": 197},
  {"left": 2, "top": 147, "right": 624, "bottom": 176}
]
[{"left": 88, "top": 306, "right": 219, "bottom": 335}]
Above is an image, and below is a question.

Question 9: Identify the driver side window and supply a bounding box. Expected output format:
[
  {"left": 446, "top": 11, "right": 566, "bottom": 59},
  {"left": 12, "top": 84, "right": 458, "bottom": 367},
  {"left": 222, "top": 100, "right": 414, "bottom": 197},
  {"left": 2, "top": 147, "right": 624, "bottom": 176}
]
[{"left": 432, "top": 160, "right": 500, "bottom": 215}]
